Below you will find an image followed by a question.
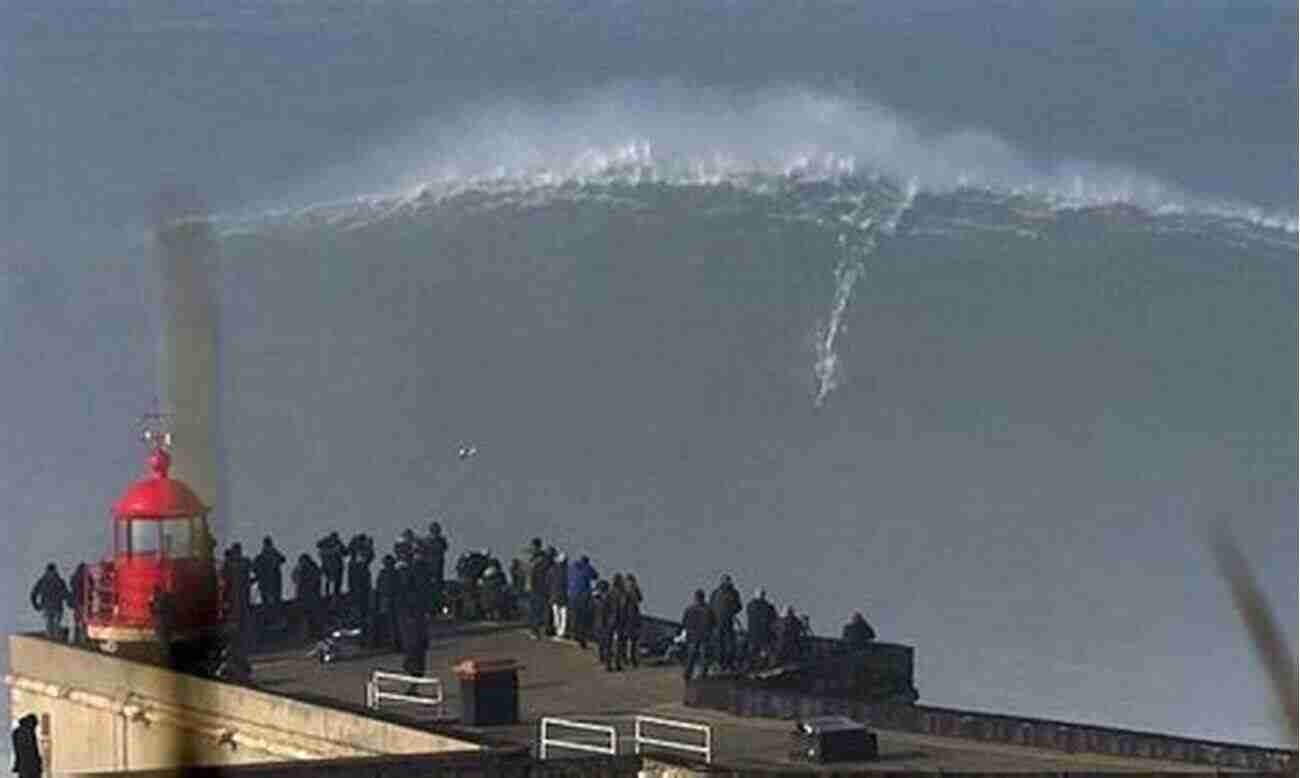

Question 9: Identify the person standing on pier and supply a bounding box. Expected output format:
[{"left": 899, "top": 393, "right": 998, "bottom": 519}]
[
  {"left": 841, "top": 611, "right": 876, "bottom": 650},
  {"left": 568, "top": 555, "right": 598, "bottom": 649},
  {"left": 681, "top": 589, "right": 716, "bottom": 682},
  {"left": 548, "top": 553, "right": 569, "bottom": 638},
  {"left": 347, "top": 534, "right": 375, "bottom": 627},
  {"left": 526, "top": 541, "right": 551, "bottom": 639},
  {"left": 253, "top": 536, "right": 286, "bottom": 616},
  {"left": 292, "top": 553, "right": 324, "bottom": 640},
  {"left": 425, "top": 521, "right": 449, "bottom": 611},
  {"left": 69, "top": 562, "right": 93, "bottom": 645},
  {"left": 622, "top": 573, "right": 643, "bottom": 668},
  {"left": 30, "top": 563, "right": 71, "bottom": 641},
  {"left": 374, "top": 554, "right": 400, "bottom": 648},
  {"left": 746, "top": 588, "right": 777, "bottom": 670},
  {"left": 709, "top": 573, "right": 743, "bottom": 672},
  {"left": 317, "top": 532, "right": 346, "bottom": 606}
]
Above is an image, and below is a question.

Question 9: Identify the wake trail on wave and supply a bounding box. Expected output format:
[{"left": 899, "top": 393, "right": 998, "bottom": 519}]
[{"left": 813, "top": 178, "right": 917, "bottom": 410}]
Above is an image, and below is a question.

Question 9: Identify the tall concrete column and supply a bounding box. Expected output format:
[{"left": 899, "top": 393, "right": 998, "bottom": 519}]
[{"left": 156, "top": 217, "right": 219, "bottom": 511}]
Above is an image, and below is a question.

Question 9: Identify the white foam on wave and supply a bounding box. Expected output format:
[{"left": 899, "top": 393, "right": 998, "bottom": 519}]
[{"left": 241, "top": 81, "right": 1292, "bottom": 237}]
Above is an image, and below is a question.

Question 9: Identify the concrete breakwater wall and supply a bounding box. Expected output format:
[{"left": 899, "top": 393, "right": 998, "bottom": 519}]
[
  {"left": 684, "top": 679, "right": 1296, "bottom": 772},
  {"left": 6, "top": 634, "right": 479, "bottom": 774}
]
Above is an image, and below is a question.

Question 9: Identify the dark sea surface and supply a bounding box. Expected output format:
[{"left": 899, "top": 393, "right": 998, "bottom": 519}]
[{"left": 1, "top": 0, "right": 1295, "bottom": 750}]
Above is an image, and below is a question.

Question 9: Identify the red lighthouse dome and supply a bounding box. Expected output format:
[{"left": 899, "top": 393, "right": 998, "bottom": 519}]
[
  {"left": 85, "top": 439, "right": 221, "bottom": 655},
  {"left": 111, "top": 447, "right": 208, "bottom": 518}
]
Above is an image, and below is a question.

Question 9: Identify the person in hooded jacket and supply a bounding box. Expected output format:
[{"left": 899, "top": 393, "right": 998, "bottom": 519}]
[
  {"left": 527, "top": 546, "right": 551, "bottom": 638},
  {"left": 31, "top": 563, "right": 71, "bottom": 641},
  {"left": 346, "top": 533, "right": 375, "bottom": 633},
  {"left": 547, "top": 553, "right": 570, "bottom": 639},
  {"left": 317, "top": 532, "right": 346, "bottom": 603},
  {"left": 11, "top": 713, "right": 42, "bottom": 778},
  {"left": 841, "top": 611, "right": 877, "bottom": 650}
]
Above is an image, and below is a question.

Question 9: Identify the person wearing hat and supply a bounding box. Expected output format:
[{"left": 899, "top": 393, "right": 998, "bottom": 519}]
[{"left": 547, "top": 552, "right": 570, "bottom": 639}]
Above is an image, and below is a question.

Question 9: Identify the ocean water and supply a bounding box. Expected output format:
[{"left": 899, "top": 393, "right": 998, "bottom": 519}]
[{"left": 1, "top": 0, "right": 1296, "bottom": 752}]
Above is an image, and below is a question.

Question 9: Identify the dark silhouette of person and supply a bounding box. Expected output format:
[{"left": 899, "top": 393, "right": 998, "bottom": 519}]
[
  {"left": 69, "top": 562, "right": 93, "bottom": 645},
  {"left": 222, "top": 543, "right": 254, "bottom": 650},
  {"left": 374, "top": 554, "right": 400, "bottom": 649},
  {"left": 622, "top": 573, "right": 643, "bottom": 668},
  {"left": 398, "top": 554, "right": 429, "bottom": 678},
  {"left": 11, "top": 713, "right": 42, "bottom": 778},
  {"left": 425, "top": 521, "right": 449, "bottom": 604},
  {"left": 151, "top": 584, "right": 177, "bottom": 667},
  {"left": 842, "top": 611, "right": 877, "bottom": 650},
  {"left": 252, "top": 536, "right": 286, "bottom": 611},
  {"left": 746, "top": 587, "right": 778, "bottom": 670},
  {"left": 593, "top": 579, "right": 616, "bottom": 670},
  {"left": 526, "top": 542, "right": 551, "bottom": 639},
  {"left": 604, "top": 575, "right": 629, "bottom": 671},
  {"left": 346, "top": 533, "right": 375, "bottom": 635},
  {"left": 681, "top": 589, "right": 716, "bottom": 682},
  {"left": 709, "top": 573, "right": 743, "bottom": 672},
  {"left": 777, "top": 606, "right": 806, "bottom": 665},
  {"left": 547, "top": 553, "right": 570, "bottom": 638},
  {"left": 292, "top": 554, "right": 324, "bottom": 640},
  {"left": 567, "top": 555, "right": 598, "bottom": 649},
  {"left": 317, "top": 532, "right": 346, "bottom": 603},
  {"left": 30, "top": 563, "right": 70, "bottom": 641}
]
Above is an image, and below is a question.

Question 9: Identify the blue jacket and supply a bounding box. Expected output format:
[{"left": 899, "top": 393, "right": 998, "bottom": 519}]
[{"left": 567, "top": 559, "right": 597, "bottom": 599}]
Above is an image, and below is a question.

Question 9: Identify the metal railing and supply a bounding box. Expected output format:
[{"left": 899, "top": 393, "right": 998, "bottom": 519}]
[
  {"left": 634, "top": 715, "right": 712, "bottom": 764},
  {"left": 538, "top": 717, "right": 618, "bottom": 759},
  {"left": 365, "top": 670, "right": 445, "bottom": 716}
]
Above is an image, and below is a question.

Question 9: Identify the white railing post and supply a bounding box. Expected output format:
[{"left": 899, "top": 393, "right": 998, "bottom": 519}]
[
  {"left": 538, "top": 717, "right": 618, "bottom": 759},
  {"left": 634, "top": 715, "right": 712, "bottom": 764},
  {"left": 366, "top": 671, "right": 445, "bottom": 717}
]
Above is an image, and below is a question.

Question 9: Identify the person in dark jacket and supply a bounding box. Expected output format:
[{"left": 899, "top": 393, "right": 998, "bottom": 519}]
[
  {"left": 222, "top": 544, "right": 255, "bottom": 646},
  {"left": 425, "top": 521, "right": 449, "bottom": 604},
  {"left": 708, "top": 573, "right": 743, "bottom": 672},
  {"left": 547, "top": 553, "right": 569, "bottom": 639},
  {"left": 317, "top": 531, "right": 346, "bottom": 603},
  {"left": 398, "top": 555, "right": 430, "bottom": 678},
  {"left": 745, "top": 588, "right": 778, "bottom": 670},
  {"left": 776, "top": 606, "right": 806, "bottom": 665},
  {"left": 150, "top": 584, "right": 177, "bottom": 667},
  {"left": 69, "top": 562, "right": 93, "bottom": 645},
  {"left": 841, "top": 611, "right": 876, "bottom": 649},
  {"left": 346, "top": 533, "right": 375, "bottom": 634},
  {"left": 621, "top": 573, "right": 643, "bottom": 668},
  {"left": 253, "top": 537, "right": 286, "bottom": 612},
  {"left": 527, "top": 544, "right": 551, "bottom": 639},
  {"left": 592, "top": 580, "right": 617, "bottom": 669},
  {"left": 11, "top": 713, "right": 42, "bottom": 778},
  {"left": 31, "top": 563, "right": 70, "bottom": 641},
  {"left": 567, "top": 555, "right": 598, "bottom": 649},
  {"left": 292, "top": 554, "right": 324, "bottom": 640},
  {"left": 374, "top": 554, "right": 400, "bottom": 649},
  {"left": 681, "top": 589, "right": 716, "bottom": 682}
]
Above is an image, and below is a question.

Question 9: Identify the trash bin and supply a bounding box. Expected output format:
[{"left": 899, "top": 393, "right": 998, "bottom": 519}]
[{"left": 454, "top": 658, "right": 521, "bottom": 725}]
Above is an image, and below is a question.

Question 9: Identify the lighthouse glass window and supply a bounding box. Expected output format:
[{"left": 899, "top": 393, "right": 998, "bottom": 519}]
[
  {"left": 160, "top": 517, "right": 194, "bottom": 558},
  {"left": 129, "top": 520, "right": 160, "bottom": 556}
]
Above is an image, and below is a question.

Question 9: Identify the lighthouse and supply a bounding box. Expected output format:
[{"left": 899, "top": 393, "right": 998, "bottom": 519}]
[{"left": 84, "top": 428, "right": 221, "bottom": 657}]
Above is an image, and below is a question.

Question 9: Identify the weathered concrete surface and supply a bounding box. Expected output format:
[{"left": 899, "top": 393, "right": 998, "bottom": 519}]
[
  {"left": 7, "top": 633, "right": 479, "bottom": 774},
  {"left": 251, "top": 620, "right": 1240, "bottom": 772}
]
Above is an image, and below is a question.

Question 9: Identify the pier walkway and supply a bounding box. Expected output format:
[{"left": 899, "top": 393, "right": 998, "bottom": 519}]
[{"left": 249, "top": 619, "right": 1229, "bottom": 772}]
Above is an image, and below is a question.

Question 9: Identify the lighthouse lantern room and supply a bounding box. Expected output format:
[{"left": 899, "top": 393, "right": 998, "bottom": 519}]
[{"left": 84, "top": 428, "right": 220, "bottom": 654}]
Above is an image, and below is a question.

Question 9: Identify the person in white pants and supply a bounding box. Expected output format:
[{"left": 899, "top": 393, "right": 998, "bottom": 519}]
[{"left": 548, "top": 553, "right": 569, "bottom": 638}]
